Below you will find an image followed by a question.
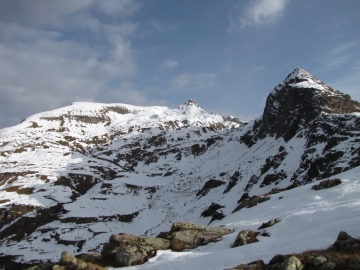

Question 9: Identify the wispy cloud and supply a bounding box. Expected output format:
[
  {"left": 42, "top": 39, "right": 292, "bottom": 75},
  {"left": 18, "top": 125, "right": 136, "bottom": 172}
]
[
  {"left": 159, "top": 59, "right": 179, "bottom": 69},
  {"left": 169, "top": 73, "right": 218, "bottom": 91},
  {"left": 229, "top": 0, "right": 287, "bottom": 31}
]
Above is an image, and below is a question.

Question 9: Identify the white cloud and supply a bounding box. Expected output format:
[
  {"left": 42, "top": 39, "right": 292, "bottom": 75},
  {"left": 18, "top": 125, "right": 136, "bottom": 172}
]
[
  {"left": 160, "top": 59, "right": 179, "bottom": 69},
  {"left": 229, "top": 0, "right": 287, "bottom": 31},
  {"left": 169, "top": 73, "right": 218, "bottom": 91},
  {"left": 97, "top": 0, "right": 140, "bottom": 16},
  {"left": 0, "top": 1, "right": 143, "bottom": 129}
]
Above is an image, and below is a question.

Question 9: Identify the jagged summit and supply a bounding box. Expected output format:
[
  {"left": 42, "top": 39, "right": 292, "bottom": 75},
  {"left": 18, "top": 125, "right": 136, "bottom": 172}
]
[{"left": 241, "top": 67, "right": 360, "bottom": 144}]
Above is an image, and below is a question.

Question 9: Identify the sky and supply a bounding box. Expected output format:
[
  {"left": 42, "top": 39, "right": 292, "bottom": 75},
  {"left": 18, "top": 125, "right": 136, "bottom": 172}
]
[{"left": 0, "top": 0, "right": 359, "bottom": 129}]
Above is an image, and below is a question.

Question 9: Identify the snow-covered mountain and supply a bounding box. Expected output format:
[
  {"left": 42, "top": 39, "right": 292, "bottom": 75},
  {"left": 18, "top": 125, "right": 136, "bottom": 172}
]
[{"left": 0, "top": 67, "right": 360, "bottom": 269}]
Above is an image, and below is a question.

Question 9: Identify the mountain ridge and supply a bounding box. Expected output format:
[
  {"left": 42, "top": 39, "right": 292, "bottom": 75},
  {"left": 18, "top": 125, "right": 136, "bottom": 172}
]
[{"left": 0, "top": 67, "right": 360, "bottom": 268}]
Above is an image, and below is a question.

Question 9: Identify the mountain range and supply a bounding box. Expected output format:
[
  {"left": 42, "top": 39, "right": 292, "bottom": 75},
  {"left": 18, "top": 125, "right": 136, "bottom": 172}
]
[{"left": 0, "top": 67, "right": 360, "bottom": 269}]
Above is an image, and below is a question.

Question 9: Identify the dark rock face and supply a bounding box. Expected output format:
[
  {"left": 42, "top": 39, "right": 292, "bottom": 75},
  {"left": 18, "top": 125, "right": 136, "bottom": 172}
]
[
  {"left": 232, "top": 195, "right": 270, "bottom": 214},
  {"left": 197, "top": 179, "right": 226, "bottom": 197},
  {"left": 333, "top": 231, "right": 360, "bottom": 251},
  {"left": 200, "top": 203, "right": 226, "bottom": 224},
  {"left": 241, "top": 67, "right": 360, "bottom": 145}
]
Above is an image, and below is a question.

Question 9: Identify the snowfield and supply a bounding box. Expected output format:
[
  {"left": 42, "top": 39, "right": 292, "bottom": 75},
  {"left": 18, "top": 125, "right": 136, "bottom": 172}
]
[{"left": 117, "top": 167, "right": 360, "bottom": 270}]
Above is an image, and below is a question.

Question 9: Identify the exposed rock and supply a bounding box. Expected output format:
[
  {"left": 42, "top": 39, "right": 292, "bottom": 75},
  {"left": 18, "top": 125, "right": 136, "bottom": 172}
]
[
  {"left": 27, "top": 264, "right": 54, "bottom": 270},
  {"left": 333, "top": 231, "right": 360, "bottom": 250},
  {"left": 157, "top": 221, "right": 234, "bottom": 251},
  {"left": 258, "top": 218, "right": 281, "bottom": 230},
  {"left": 226, "top": 260, "right": 265, "bottom": 269},
  {"left": 232, "top": 195, "right": 270, "bottom": 213},
  {"left": 313, "top": 255, "right": 327, "bottom": 266},
  {"left": 321, "top": 261, "right": 336, "bottom": 270},
  {"left": 311, "top": 178, "right": 342, "bottom": 190},
  {"left": 200, "top": 203, "right": 225, "bottom": 224},
  {"left": 349, "top": 258, "right": 360, "bottom": 270},
  {"left": 232, "top": 230, "right": 259, "bottom": 247},
  {"left": 60, "top": 251, "right": 78, "bottom": 269},
  {"left": 281, "top": 256, "right": 303, "bottom": 270},
  {"left": 101, "top": 233, "right": 170, "bottom": 266},
  {"left": 196, "top": 179, "right": 226, "bottom": 197}
]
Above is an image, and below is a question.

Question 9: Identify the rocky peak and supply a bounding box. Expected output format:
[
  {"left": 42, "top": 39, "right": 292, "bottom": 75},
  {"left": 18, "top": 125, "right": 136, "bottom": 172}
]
[{"left": 241, "top": 67, "right": 360, "bottom": 144}]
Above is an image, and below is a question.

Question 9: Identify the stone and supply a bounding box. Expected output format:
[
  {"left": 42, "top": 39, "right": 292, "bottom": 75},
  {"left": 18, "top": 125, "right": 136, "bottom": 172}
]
[
  {"left": 321, "top": 261, "right": 336, "bottom": 270},
  {"left": 60, "top": 251, "right": 78, "bottom": 269},
  {"left": 227, "top": 260, "right": 265, "bottom": 269},
  {"left": 349, "top": 258, "right": 360, "bottom": 270},
  {"left": 311, "top": 178, "right": 342, "bottom": 190},
  {"left": 101, "top": 233, "right": 170, "bottom": 266},
  {"left": 157, "top": 221, "right": 234, "bottom": 251},
  {"left": 333, "top": 231, "right": 360, "bottom": 251},
  {"left": 233, "top": 230, "right": 259, "bottom": 247},
  {"left": 313, "top": 255, "right": 327, "bottom": 266},
  {"left": 27, "top": 264, "right": 54, "bottom": 270},
  {"left": 258, "top": 218, "right": 281, "bottom": 230},
  {"left": 281, "top": 256, "right": 303, "bottom": 270}
]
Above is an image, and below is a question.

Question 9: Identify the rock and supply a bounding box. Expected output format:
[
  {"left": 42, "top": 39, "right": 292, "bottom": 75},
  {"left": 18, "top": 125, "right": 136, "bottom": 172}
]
[
  {"left": 233, "top": 230, "right": 259, "bottom": 247},
  {"left": 311, "top": 178, "right": 342, "bottom": 190},
  {"left": 321, "top": 261, "right": 336, "bottom": 270},
  {"left": 158, "top": 221, "right": 234, "bottom": 251},
  {"left": 281, "top": 256, "right": 303, "bottom": 270},
  {"left": 349, "top": 258, "right": 360, "bottom": 270},
  {"left": 232, "top": 195, "right": 270, "bottom": 213},
  {"left": 258, "top": 218, "right": 281, "bottom": 230},
  {"left": 227, "top": 260, "right": 265, "bottom": 269},
  {"left": 101, "top": 233, "right": 170, "bottom": 266},
  {"left": 333, "top": 231, "right": 360, "bottom": 250},
  {"left": 60, "top": 251, "right": 78, "bottom": 269},
  {"left": 52, "top": 266, "right": 61, "bottom": 270},
  {"left": 313, "top": 255, "right": 327, "bottom": 266},
  {"left": 27, "top": 264, "right": 54, "bottom": 270}
]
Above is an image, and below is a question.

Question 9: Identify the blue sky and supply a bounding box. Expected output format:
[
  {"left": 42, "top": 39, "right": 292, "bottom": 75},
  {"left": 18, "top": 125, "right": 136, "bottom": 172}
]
[{"left": 0, "top": 0, "right": 359, "bottom": 129}]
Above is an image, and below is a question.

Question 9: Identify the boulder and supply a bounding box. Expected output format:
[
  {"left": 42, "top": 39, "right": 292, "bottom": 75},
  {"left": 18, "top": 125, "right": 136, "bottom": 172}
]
[
  {"left": 101, "top": 233, "right": 170, "bottom": 266},
  {"left": 333, "top": 231, "right": 360, "bottom": 251},
  {"left": 157, "top": 221, "right": 234, "bottom": 251},
  {"left": 349, "top": 258, "right": 360, "bottom": 270},
  {"left": 281, "top": 256, "right": 303, "bottom": 270},
  {"left": 60, "top": 251, "right": 78, "bottom": 269},
  {"left": 233, "top": 230, "right": 259, "bottom": 247},
  {"left": 232, "top": 195, "right": 270, "bottom": 213},
  {"left": 313, "top": 255, "right": 327, "bottom": 266},
  {"left": 321, "top": 261, "right": 336, "bottom": 270},
  {"left": 226, "top": 260, "right": 265, "bottom": 269},
  {"left": 311, "top": 178, "right": 342, "bottom": 190}
]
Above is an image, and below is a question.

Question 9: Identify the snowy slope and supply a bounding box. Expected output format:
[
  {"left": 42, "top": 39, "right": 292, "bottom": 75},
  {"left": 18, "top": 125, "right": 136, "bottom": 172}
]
[{"left": 0, "top": 68, "right": 359, "bottom": 268}]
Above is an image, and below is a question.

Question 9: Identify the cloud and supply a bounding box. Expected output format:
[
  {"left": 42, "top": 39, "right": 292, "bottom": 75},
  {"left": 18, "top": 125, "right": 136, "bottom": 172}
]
[
  {"left": 169, "top": 73, "right": 218, "bottom": 91},
  {"left": 229, "top": 0, "right": 287, "bottom": 31},
  {"left": 0, "top": 1, "right": 143, "bottom": 129},
  {"left": 160, "top": 59, "right": 179, "bottom": 69}
]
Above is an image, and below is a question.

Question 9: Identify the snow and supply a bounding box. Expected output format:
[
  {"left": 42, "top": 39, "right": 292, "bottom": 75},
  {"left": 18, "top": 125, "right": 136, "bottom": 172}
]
[{"left": 104, "top": 167, "right": 360, "bottom": 270}]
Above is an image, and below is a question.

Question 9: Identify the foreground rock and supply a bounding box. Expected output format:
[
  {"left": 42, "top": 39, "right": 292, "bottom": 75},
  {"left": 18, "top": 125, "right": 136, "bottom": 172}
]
[
  {"left": 229, "top": 230, "right": 360, "bottom": 270},
  {"left": 232, "top": 230, "right": 259, "bottom": 247},
  {"left": 157, "top": 221, "right": 235, "bottom": 251},
  {"left": 333, "top": 231, "right": 360, "bottom": 251},
  {"left": 101, "top": 233, "right": 170, "bottom": 267}
]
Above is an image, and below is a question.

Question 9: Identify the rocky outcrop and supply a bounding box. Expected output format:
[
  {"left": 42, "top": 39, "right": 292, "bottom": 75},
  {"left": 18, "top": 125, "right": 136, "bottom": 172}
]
[
  {"left": 311, "top": 178, "right": 342, "bottom": 190},
  {"left": 232, "top": 195, "right": 270, "bottom": 213},
  {"left": 101, "top": 233, "right": 170, "bottom": 267},
  {"left": 240, "top": 67, "right": 360, "bottom": 145},
  {"left": 200, "top": 202, "right": 225, "bottom": 224},
  {"left": 232, "top": 230, "right": 259, "bottom": 247},
  {"left": 333, "top": 231, "right": 360, "bottom": 251},
  {"left": 157, "top": 221, "right": 234, "bottom": 251}
]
